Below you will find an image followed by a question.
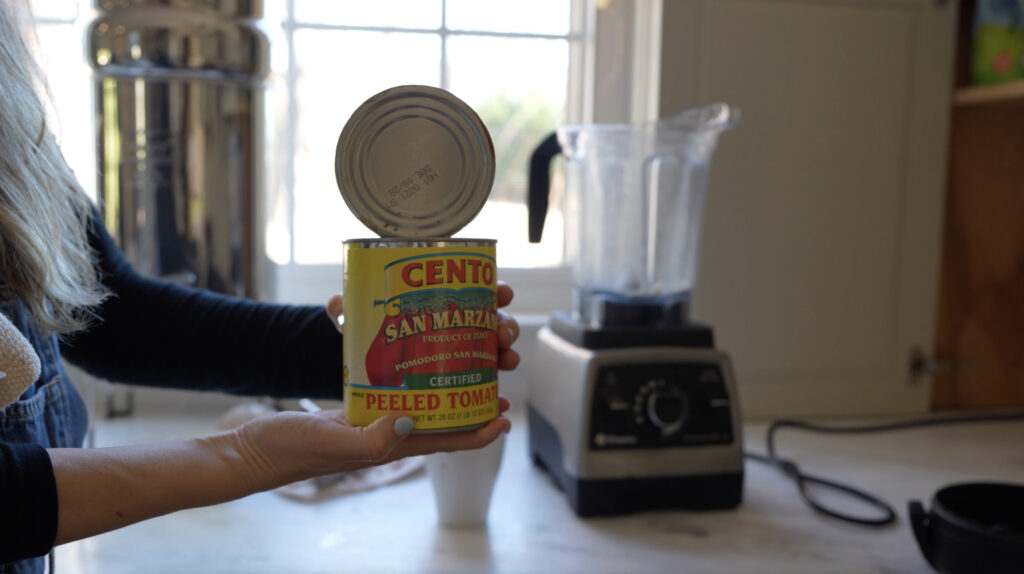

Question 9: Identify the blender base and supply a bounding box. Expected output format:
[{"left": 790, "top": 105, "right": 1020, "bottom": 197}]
[
  {"left": 529, "top": 407, "right": 743, "bottom": 516},
  {"left": 527, "top": 325, "right": 745, "bottom": 517}
]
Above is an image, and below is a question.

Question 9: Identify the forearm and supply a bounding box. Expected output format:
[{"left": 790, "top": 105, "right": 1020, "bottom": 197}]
[
  {"left": 48, "top": 431, "right": 271, "bottom": 546},
  {"left": 61, "top": 211, "right": 343, "bottom": 399},
  {"left": 60, "top": 284, "right": 343, "bottom": 399},
  {"left": 42, "top": 407, "right": 510, "bottom": 549}
]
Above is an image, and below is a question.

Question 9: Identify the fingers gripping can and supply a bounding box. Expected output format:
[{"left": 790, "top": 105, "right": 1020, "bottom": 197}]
[
  {"left": 336, "top": 85, "right": 500, "bottom": 432},
  {"left": 343, "top": 239, "right": 499, "bottom": 432}
]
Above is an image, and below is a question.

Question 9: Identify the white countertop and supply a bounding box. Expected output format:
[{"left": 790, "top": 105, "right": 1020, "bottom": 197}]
[{"left": 56, "top": 408, "right": 1024, "bottom": 574}]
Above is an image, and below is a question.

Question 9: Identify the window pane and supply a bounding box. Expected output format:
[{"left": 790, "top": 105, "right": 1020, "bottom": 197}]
[
  {"left": 292, "top": 30, "right": 441, "bottom": 264},
  {"left": 448, "top": 35, "right": 569, "bottom": 268},
  {"left": 445, "top": 0, "right": 570, "bottom": 35},
  {"left": 34, "top": 23, "right": 96, "bottom": 201},
  {"left": 295, "top": 0, "right": 442, "bottom": 29},
  {"left": 263, "top": 1, "right": 287, "bottom": 24},
  {"left": 28, "top": 0, "right": 78, "bottom": 21}
]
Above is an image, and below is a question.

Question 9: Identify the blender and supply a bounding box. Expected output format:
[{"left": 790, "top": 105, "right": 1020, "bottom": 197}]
[{"left": 526, "top": 104, "right": 743, "bottom": 516}]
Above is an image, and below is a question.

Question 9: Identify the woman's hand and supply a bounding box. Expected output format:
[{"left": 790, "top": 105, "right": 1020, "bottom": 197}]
[
  {"left": 228, "top": 401, "right": 512, "bottom": 491},
  {"left": 326, "top": 280, "right": 521, "bottom": 370},
  {"left": 307, "top": 281, "right": 520, "bottom": 486}
]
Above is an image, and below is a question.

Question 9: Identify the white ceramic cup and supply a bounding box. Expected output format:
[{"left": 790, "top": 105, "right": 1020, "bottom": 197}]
[{"left": 425, "top": 433, "right": 506, "bottom": 528}]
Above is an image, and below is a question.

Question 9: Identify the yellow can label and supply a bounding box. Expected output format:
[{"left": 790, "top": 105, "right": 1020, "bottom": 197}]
[{"left": 343, "top": 242, "right": 499, "bottom": 431}]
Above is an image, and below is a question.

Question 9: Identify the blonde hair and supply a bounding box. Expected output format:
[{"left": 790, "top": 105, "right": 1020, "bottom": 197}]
[{"left": 0, "top": 0, "right": 106, "bottom": 334}]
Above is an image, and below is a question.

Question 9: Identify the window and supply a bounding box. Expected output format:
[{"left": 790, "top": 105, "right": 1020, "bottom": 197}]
[
  {"left": 28, "top": 0, "right": 663, "bottom": 316},
  {"left": 267, "top": 0, "right": 583, "bottom": 310}
]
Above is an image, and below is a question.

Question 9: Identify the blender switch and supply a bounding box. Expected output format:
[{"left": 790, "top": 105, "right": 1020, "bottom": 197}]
[
  {"left": 698, "top": 368, "right": 722, "bottom": 384},
  {"left": 600, "top": 387, "right": 630, "bottom": 410},
  {"left": 606, "top": 398, "right": 630, "bottom": 411}
]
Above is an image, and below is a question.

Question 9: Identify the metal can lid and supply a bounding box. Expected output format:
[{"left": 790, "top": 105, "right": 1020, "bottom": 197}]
[{"left": 335, "top": 85, "right": 495, "bottom": 238}]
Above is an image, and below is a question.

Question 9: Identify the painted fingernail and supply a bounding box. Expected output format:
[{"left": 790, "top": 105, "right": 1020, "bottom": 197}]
[{"left": 394, "top": 417, "right": 415, "bottom": 436}]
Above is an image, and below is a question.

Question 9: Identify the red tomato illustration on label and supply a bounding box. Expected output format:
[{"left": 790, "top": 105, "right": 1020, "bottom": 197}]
[{"left": 365, "top": 293, "right": 497, "bottom": 387}]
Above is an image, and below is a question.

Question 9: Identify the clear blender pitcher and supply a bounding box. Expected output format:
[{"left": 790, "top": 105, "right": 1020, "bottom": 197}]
[
  {"left": 529, "top": 104, "right": 738, "bottom": 328},
  {"left": 525, "top": 104, "right": 745, "bottom": 517}
]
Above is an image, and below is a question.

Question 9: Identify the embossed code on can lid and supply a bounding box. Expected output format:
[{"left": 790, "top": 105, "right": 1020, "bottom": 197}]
[{"left": 335, "top": 85, "right": 496, "bottom": 238}]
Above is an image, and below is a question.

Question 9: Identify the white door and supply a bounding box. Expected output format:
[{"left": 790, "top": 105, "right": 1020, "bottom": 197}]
[{"left": 659, "top": 0, "right": 957, "bottom": 417}]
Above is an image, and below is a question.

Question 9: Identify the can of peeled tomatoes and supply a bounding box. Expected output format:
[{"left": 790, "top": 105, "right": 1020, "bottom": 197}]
[
  {"left": 343, "top": 239, "right": 499, "bottom": 432},
  {"left": 335, "top": 85, "right": 499, "bottom": 432}
]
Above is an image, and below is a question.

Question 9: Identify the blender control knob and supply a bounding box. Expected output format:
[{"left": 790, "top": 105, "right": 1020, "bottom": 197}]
[{"left": 647, "top": 386, "right": 688, "bottom": 436}]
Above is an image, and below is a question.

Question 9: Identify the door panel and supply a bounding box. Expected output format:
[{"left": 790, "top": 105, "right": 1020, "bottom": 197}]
[
  {"left": 933, "top": 100, "right": 1024, "bottom": 409},
  {"left": 660, "top": 0, "right": 957, "bottom": 416}
]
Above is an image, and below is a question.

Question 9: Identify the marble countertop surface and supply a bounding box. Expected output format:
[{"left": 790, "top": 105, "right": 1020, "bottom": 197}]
[{"left": 56, "top": 408, "right": 1024, "bottom": 574}]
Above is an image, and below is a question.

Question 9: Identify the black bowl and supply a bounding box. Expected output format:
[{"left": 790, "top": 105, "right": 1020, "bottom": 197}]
[{"left": 909, "top": 482, "right": 1024, "bottom": 574}]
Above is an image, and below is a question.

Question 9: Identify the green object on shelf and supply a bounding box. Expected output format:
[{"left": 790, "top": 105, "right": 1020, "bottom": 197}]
[{"left": 972, "top": 24, "right": 1024, "bottom": 85}]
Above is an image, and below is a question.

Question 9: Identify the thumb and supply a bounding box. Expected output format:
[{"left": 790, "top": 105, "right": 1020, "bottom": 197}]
[
  {"left": 326, "top": 294, "right": 344, "bottom": 334},
  {"left": 355, "top": 413, "right": 416, "bottom": 462}
]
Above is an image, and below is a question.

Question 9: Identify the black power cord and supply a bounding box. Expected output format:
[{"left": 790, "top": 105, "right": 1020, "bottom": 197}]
[{"left": 744, "top": 410, "right": 1024, "bottom": 526}]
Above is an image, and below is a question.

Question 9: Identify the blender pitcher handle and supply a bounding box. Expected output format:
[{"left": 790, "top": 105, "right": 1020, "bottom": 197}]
[
  {"left": 528, "top": 132, "right": 561, "bottom": 243},
  {"left": 908, "top": 500, "right": 939, "bottom": 570}
]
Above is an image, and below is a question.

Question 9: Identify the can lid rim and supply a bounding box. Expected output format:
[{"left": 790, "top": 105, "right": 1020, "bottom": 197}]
[{"left": 335, "top": 85, "right": 495, "bottom": 239}]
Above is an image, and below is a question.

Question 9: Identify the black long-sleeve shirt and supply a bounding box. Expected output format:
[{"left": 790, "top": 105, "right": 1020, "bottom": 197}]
[
  {"left": 0, "top": 214, "right": 342, "bottom": 566},
  {"left": 62, "top": 214, "right": 343, "bottom": 398}
]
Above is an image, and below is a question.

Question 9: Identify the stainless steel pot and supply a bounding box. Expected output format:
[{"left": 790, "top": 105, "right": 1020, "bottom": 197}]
[{"left": 87, "top": 0, "right": 270, "bottom": 297}]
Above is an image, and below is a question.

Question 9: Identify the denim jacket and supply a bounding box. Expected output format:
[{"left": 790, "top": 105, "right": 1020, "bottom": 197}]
[{"left": 0, "top": 300, "right": 89, "bottom": 574}]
